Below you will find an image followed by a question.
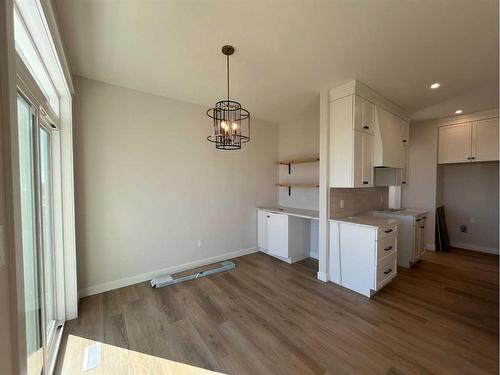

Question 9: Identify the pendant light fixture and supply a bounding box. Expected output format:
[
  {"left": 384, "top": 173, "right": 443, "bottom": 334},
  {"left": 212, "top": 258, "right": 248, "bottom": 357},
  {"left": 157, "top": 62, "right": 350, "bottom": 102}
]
[{"left": 207, "top": 45, "right": 250, "bottom": 150}]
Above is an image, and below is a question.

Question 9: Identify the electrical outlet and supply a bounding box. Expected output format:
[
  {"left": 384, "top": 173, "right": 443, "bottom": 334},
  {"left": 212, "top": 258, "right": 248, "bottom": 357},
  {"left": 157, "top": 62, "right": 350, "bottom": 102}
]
[
  {"left": 197, "top": 239, "right": 204, "bottom": 248},
  {"left": 459, "top": 225, "right": 468, "bottom": 233}
]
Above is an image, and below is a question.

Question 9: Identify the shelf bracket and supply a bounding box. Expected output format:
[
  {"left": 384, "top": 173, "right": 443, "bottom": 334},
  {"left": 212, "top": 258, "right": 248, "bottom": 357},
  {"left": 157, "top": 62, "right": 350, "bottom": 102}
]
[
  {"left": 288, "top": 186, "right": 291, "bottom": 196},
  {"left": 288, "top": 163, "right": 291, "bottom": 174}
]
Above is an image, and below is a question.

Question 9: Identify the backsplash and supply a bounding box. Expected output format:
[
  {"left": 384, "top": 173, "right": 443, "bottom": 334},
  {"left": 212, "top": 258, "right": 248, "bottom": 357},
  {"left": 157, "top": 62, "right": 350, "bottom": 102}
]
[{"left": 330, "top": 187, "right": 388, "bottom": 219}]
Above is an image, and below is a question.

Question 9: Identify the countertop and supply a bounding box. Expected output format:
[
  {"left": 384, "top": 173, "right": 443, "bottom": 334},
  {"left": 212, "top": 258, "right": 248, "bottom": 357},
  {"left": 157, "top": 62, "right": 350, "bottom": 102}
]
[
  {"left": 330, "top": 215, "right": 399, "bottom": 229},
  {"left": 258, "top": 206, "right": 319, "bottom": 220},
  {"left": 372, "top": 208, "right": 428, "bottom": 217}
]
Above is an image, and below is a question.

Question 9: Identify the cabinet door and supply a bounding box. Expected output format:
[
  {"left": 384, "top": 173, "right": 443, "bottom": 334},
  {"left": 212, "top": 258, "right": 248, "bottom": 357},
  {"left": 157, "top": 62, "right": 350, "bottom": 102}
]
[
  {"left": 472, "top": 118, "right": 499, "bottom": 162},
  {"left": 354, "top": 96, "right": 375, "bottom": 134},
  {"left": 267, "top": 213, "right": 288, "bottom": 258},
  {"left": 361, "top": 132, "right": 374, "bottom": 187},
  {"left": 418, "top": 220, "right": 426, "bottom": 257},
  {"left": 412, "top": 223, "right": 420, "bottom": 261},
  {"left": 401, "top": 148, "right": 409, "bottom": 185},
  {"left": 353, "top": 130, "right": 374, "bottom": 187},
  {"left": 401, "top": 121, "right": 410, "bottom": 146},
  {"left": 438, "top": 123, "right": 472, "bottom": 164},
  {"left": 257, "top": 211, "right": 269, "bottom": 250}
]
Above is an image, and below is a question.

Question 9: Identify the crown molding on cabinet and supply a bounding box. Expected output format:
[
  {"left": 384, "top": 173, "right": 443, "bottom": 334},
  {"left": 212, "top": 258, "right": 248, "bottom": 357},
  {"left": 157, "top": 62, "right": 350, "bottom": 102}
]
[
  {"left": 328, "top": 80, "right": 410, "bottom": 122},
  {"left": 412, "top": 107, "right": 499, "bottom": 127}
]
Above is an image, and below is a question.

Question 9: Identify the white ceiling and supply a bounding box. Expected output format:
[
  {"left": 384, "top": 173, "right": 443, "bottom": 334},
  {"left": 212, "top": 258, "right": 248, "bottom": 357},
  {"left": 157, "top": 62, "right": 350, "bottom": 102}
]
[{"left": 54, "top": 0, "right": 499, "bottom": 123}]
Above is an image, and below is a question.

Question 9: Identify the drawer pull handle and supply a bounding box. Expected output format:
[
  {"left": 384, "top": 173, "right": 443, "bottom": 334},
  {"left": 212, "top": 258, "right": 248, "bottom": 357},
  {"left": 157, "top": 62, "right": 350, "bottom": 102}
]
[
  {"left": 422, "top": 217, "right": 427, "bottom": 219},
  {"left": 420, "top": 226, "right": 425, "bottom": 229},
  {"left": 363, "top": 125, "right": 370, "bottom": 129},
  {"left": 363, "top": 181, "right": 369, "bottom": 184},
  {"left": 402, "top": 139, "right": 407, "bottom": 143},
  {"left": 384, "top": 246, "right": 393, "bottom": 251},
  {"left": 416, "top": 218, "right": 421, "bottom": 222},
  {"left": 384, "top": 268, "right": 392, "bottom": 275},
  {"left": 384, "top": 229, "right": 393, "bottom": 233}
]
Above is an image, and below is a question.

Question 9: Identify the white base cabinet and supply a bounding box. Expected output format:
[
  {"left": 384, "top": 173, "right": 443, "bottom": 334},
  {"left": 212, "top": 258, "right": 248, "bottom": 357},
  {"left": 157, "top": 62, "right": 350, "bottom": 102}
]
[
  {"left": 373, "top": 211, "right": 427, "bottom": 267},
  {"left": 329, "top": 220, "right": 398, "bottom": 297},
  {"left": 257, "top": 210, "right": 310, "bottom": 263}
]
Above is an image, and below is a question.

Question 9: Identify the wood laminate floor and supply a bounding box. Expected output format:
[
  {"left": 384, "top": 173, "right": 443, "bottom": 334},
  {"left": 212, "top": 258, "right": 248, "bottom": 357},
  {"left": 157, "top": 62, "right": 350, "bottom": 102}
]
[{"left": 56, "top": 248, "right": 499, "bottom": 374}]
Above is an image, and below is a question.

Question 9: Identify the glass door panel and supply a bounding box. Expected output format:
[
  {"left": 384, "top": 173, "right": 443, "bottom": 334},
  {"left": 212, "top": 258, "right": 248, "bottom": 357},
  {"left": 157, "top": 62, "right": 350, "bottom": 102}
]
[
  {"left": 17, "top": 93, "right": 43, "bottom": 374},
  {"left": 39, "top": 126, "right": 56, "bottom": 350}
]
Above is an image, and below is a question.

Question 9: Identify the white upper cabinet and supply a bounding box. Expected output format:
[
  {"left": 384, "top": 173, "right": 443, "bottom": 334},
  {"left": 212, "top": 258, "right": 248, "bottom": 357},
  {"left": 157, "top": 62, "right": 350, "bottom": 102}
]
[
  {"left": 329, "top": 95, "right": 374, "bottom": 188},
  {"left": 353, "top": 130, "right": 374, "bottom": 187},
  {"left": 374, "top": 106, "right": 405, "bottom": 168},
  {"left": 354, "top": 95, "right": 375, "bottom": 134},
  {"left": 327, "top": 80, "right": 410, "bottom": 187},
  {"left": 438, "top": 118, "right": 498, "bottom": 164},
  {"left": 438, "top": 123, "right": 472, "bottom": 164},
  {"left": 472, "top": 118, "right": 499, "bottom": 162},
  {"left": 401, "top": 121, "right": 410, "bottom": 146}
]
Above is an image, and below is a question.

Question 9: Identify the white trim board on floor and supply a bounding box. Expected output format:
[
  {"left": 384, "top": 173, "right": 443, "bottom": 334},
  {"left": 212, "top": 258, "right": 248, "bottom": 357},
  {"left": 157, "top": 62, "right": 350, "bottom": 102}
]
[
  {"left": 79, "top": 247, "right": 258, "bottom": 298},
  {"left": 451, "top": 242, "right": 499, "bottom": 255}
]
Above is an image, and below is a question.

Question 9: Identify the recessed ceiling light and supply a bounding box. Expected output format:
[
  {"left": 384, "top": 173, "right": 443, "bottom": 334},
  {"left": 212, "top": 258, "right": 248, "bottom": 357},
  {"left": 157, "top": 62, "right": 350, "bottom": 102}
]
[
  {"left": 430, "top": 83, "right": 440, "bottom": 89},
  {"left": 455, "top": 109, "right": 463, "bottom": 114}
]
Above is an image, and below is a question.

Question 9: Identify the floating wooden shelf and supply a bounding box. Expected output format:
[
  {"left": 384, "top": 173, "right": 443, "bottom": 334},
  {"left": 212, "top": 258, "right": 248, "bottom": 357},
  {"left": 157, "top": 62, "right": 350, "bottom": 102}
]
[
  {"left": 277, "top": 156, "right": 319, "bottom": 165},
  {"left": 276, "top": 183, "right": 319, "bottom": 188},
  {"left": 277, "top": 182, "right": 319, "bottom": 196},
  {"left": 277, "top": 156, "right": 319, "bottom": 174}
]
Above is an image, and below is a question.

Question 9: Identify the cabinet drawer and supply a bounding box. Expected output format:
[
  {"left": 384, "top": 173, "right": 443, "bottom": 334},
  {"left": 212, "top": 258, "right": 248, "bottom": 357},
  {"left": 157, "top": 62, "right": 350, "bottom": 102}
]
[
  {"left": 376, "top": 252, "right": 397, "bottom": 288},
  {"left": 377, "top": 224, "right": 397, "bottom": 240},
  {"left": 377, "top": 234, "right": 397, "bottom": 260}
]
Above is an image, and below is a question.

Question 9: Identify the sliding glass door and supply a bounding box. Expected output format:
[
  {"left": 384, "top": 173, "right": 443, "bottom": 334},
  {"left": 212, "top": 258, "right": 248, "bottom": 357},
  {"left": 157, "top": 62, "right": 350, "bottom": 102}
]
[
  {"left": 39, "top": 123, "right": 57, "bottom": 358},
  {"left": 18, "top": 93, "right": 44, "bottom": 374},
  {"left": 18, "top": 91, "right": 58, "bottom": 374}
]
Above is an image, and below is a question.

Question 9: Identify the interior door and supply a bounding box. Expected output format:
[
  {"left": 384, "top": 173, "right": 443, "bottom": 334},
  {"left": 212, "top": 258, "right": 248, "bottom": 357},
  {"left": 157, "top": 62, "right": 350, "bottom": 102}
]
[
  {"left": 472, "top": 118, "right": 499, "bottom": 162},
  {"left": 267, "top": 213, "right": 288, "bottom": 258},
  {"left": 438, "top": 123, "right": 472, "bottom": 164}
]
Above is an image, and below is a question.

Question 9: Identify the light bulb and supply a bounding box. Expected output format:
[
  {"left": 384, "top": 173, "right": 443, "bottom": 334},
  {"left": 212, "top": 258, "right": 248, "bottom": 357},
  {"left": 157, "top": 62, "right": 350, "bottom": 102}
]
[
  {"left": 232, "top": 122, "right": 238, "bottom": 130},
  {"left": 430, "top": 83, "right": 440, "bottom": 89},
  {"left": 221, "top": 121, "right": 227, "bottom": 130}
]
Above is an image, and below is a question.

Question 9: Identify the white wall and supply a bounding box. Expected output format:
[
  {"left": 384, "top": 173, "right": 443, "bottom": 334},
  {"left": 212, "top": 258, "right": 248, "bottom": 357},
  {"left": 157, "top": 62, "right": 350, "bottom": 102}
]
[
  {"left": 73, "top": 76, "right": 279, "bottom": 296},
  {"left": 278, "top": 99, "right": 319, "bottom": 210},
  {"left": 277, "top": 99, "right": 319, "bottom": 258},
  {"left": 403, "top": 108, "right": 499, "bottom": 251},
  {"left": 438, "top": 162, "right": 499, "bottom": 253}
]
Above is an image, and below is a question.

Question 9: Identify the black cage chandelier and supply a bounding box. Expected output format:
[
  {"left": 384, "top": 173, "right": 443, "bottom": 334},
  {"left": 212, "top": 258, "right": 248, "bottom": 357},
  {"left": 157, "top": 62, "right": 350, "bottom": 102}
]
[{"left": 207, "top": 45, "right": 250, "bottom": 150}]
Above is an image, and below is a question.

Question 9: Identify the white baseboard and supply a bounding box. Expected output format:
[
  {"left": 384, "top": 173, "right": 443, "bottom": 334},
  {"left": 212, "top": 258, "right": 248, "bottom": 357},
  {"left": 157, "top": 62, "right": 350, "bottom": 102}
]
[
  {"left": 79, "top": 247, "right": 258, "bottom": 298},
  {"left": 450, "top": 242, "right": 499, "bottom": 255}
]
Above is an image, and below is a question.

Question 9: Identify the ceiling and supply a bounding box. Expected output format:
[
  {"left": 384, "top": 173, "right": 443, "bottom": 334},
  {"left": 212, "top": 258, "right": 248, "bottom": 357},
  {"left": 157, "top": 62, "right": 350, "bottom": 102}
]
[{"left": 53, "top": 0, "right": 499, "bottom": 123}]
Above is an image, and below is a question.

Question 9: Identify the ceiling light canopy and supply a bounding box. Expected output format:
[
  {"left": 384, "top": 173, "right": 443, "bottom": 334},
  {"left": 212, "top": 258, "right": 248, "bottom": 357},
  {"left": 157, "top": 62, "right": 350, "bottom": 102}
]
[
  {"left": 206, "top": 45, "right": 250, "bottom": 150},
  {"left": 430, "top": 83, "right": 440, "bottom": 89}
]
